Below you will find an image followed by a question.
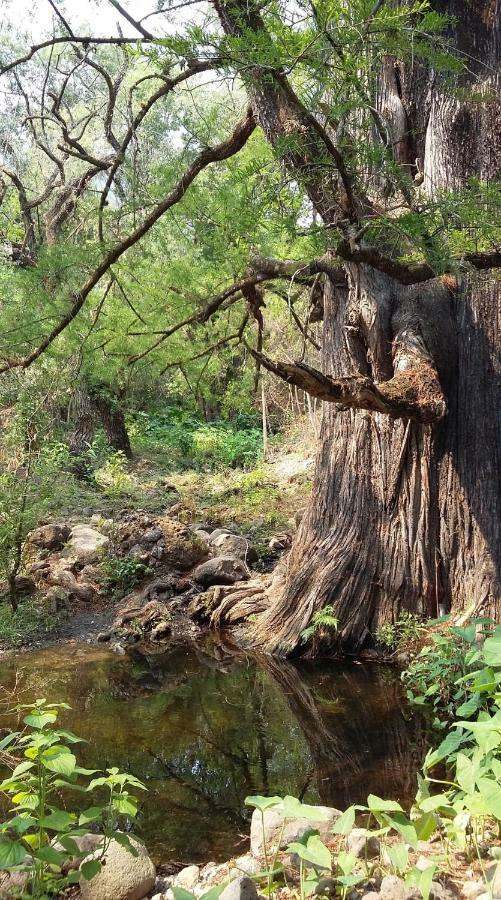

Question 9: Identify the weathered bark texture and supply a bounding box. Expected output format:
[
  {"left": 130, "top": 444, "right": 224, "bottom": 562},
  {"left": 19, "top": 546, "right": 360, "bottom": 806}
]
[
  {"left": 68, "top": 388, "right": 96, "bottom": 476},
  {"left": 212, "top": 0, "right": 500, "bottom": 653},
  {"left": 90, "top": 391, "right": 133, "bottom": 459}
]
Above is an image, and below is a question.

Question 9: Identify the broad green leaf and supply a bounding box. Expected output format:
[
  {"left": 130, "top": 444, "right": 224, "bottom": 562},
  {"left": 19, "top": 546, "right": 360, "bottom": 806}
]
[
  {"left": 287, "top": 835, "right": 331, "bottom": 870},
  {"left": 111, "top": 831, "right": 138, "bottom": 855},
  {"left": 112, "top": 793, "right": 138, "bottom": 816},
  {"left": 281, "top": 796, "right": 331, "bottom": 821},
  {"left": 336, "top": 874, "right": 364, "bottom": 887},
  {"left": 36, "top": 845, "right": 66, "bottom": 866},
  {"left": 40, "top": 745, "right": 76, "bottom": 776},
  {"left": 456, "top": 694, "right": 481, "bottom": 717},
  {"left": 23, "top": 712, "right": 57, "bottom": 729},
  {"left": 424, "top": 729, "right": 465, "bottom": 769},
  {"left": 413, "top": 811, "right": 437, "bottom": 841},
  {"left": 455, "top": 753, "right": 476, "bottom": 794},
  {"left": 200, "top": 883, "right": 229, "bottom": 900},
  {"left": 3, "top": 814, "right": 37, "bottom": 835},
  {"left": 386, "top": 812, "right": 418, "bottom": 849},
  {"left": 477, "top": 778, "right": 501, "bottom": 818},
  {"left": 40, "top": 809, "right": 76, "bottom": 830},
  {"left": 0, "top": 837, "right": 26, "bottom": 868},
  {"left": 386, "top": 842, "right": 409, "bottom": 873},
  {"left": 367, "top": 795, "right": 403, "bottom": 813},
  {"left": 79, "top": 806, "right": 104, "bottom": 825},
  {"left": 483, "top": 632, "right": 501, "bottom": 666},
  {"left": 331, "top": 806, "right": 356, "bottom": 835},
  {"left": 81, "top": 858, "right": 103, "bottom": 881},
  {"left": 172, "top": 887, "right": 197, "bottom": 900},
  {"left": 11, "top": 760, "right": 35, "bottom": 778}
]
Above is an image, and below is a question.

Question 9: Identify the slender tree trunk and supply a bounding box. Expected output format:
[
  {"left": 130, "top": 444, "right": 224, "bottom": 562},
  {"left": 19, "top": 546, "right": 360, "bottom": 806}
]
[{"left": 212, "top": 0, "right": 500, "bottom": 654}]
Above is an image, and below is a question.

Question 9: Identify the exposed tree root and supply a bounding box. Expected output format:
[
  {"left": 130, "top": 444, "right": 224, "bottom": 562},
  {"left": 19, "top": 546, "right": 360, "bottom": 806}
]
[{"left": 209, "top": 575, "right": 275, "bottom": 629}]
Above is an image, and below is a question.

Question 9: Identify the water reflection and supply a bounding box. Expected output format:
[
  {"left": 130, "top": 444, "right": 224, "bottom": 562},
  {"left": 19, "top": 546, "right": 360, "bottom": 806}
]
[{"left": 0, "top": 639, "right": 425, "bottom": 863}]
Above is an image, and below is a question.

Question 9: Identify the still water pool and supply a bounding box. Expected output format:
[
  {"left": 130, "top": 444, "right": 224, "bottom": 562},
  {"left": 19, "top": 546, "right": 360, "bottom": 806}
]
[{"left": 0, "top": 639, "right": 425, "bottom": 864}]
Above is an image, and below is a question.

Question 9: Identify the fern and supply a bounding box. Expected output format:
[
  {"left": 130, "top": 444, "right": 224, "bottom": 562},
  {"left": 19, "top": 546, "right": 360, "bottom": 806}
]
[{"left": 300, "top": 605, "right": 339, "bottom": 644}]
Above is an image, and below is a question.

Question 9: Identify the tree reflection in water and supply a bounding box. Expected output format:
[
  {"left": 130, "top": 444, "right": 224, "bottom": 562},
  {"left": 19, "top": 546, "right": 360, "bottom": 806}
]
[{"left": 0, "top": 639, "right": 426, "bottom": 864}]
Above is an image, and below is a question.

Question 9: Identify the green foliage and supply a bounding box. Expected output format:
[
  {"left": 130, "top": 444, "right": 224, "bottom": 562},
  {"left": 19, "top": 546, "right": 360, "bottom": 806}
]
[
  {"left": 99, "top": 554, "right": 153, "bottom": 599},
  {"left": 402, "top": 619, "right": 499, "bottom": 727},
  {"left": 0, "top": 699, "right": 145, "bottom": 898},
  {"left": 375, "top": 612, "right": 423, "bottom": 652},
  {"left": 0, "top": 597, "right": 60, "bottom": 649},
  {"left": 300, "top": 606, "right": 339, "bottom": 645},
  {"left": 94, "top": 451, "right": 135, "bottom": 498},
  {"left": 130, "top": 409, "right": 263, "bottom": 470}
]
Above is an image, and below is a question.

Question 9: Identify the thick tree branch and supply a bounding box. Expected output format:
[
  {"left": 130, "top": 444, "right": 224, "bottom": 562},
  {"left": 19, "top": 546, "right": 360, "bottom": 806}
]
[
  {"left": 0, "top": 109, "right": 256, "bottom": 374},
  {"left": 244, "top": 344, "right": 447, "bottom": 424},
  {"left": 336, "top": 241, "right": 501, "bottom": 284}
]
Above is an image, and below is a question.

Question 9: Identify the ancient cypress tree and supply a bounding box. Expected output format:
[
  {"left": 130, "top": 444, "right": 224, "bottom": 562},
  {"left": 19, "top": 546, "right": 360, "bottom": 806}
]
[{"left": 210, "top": 0, "right": 500, "bottom": 652}]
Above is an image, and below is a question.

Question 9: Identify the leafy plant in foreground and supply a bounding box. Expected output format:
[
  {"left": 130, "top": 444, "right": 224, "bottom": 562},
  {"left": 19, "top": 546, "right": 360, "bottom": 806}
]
[
  {"left": 402, "top": 619, "right": 500, "bottom": 728},
  {"left": 0, "top": 699, "right": 145, "bottom": 897}
]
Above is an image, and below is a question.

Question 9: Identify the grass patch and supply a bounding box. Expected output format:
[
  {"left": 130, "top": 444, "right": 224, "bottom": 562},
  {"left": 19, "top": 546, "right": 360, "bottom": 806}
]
[{"left": 0, "top": 595, "right": 61, "bottom": 649}]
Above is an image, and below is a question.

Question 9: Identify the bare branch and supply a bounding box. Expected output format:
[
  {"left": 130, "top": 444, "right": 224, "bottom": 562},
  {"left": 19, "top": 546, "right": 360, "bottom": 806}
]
[
  {"left": 0, "top": 36, "right": 157, "bottom": 78},
  {"left": 0, "top": 108, "right": 256, "bottom": 373},
  {"left": 244, "top": 343, "right": 447, "bottom": 424}
]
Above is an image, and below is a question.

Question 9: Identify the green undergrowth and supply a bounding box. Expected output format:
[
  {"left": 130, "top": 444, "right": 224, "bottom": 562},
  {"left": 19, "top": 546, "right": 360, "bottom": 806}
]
[{"left": 0, "top": 596, "right": 61, "bottom": 650}]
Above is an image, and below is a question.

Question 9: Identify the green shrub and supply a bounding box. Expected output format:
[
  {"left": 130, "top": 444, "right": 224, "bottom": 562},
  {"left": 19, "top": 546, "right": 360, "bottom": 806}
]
[
  {"left": 402, "top": 618, "right": 499, "bottom": 727},
  {"left": 99, "top": 554, "right": 152, "bottom": 598},
  {"left": 375, "top": 611, "right": 423, "bottom": 651},
  {"left": 128, "top": 408, "right": 262, "bottom": 470},
  {"left": 0, "top": 699, "right": 144, "bottom": 897}
]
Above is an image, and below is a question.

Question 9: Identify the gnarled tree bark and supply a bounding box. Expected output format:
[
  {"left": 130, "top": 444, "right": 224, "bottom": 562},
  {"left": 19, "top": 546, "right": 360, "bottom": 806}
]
[{"left": 211, "top": 0, "right": 500, "bottom": 654}]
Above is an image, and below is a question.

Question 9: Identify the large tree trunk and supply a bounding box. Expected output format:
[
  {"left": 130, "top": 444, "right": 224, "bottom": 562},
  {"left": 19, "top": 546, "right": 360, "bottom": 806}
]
[
  {"left": 212, "top": 0, "right": 500, "bottom": 654},
  {"left": 90, "top": 390, "right": 133, "bottom": 460}
]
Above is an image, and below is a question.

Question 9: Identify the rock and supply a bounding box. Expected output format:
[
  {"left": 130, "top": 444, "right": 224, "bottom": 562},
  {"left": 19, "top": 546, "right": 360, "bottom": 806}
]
[
  {"left": 268, "top": 534, "right": 292, "bottom": 551},
  {"left": 347, "top": 828, "right": 380, "bottom": 859},
  {"left": 230, "top": 854, "right": 262, "bottom": 879},
  {"left": 82, "top": 507, "right": 93, "bottom": 517},
  {"left": 207, "top": 528, "right": 234, "bottom": 542},
  {"left": 141, "top": 527, "right": 163, "bottom": 545},
  {"left": 200, "top": 862, "right": 229, "bottom": 887},
  {"left": 250, "top": 803, "right": 341, "bottom": 857},
  {"left": 380, "top": 876, "right": 406, "bottom": 900},
  {"left": 28, "top": 523, "right": 71, "bottom": 550},
  {"left": 429, "top": 882, "right": 459, "bottom": 900},
  {"left": 79, "top": 835, "right": 155, "bottom": 900},
  {"left": 219, "top": 876, "right": 258, "bottom": 900},
  {"left": 194, "top": 529, "right": 211, "bottom": 542},
  {"left": 151, "top": 620, "right": 171, "bottom": 641},
  {"left": 173, "top": 865, "right": 201, "bottom": 891},
  {"left": 192, "top": 556, "right": 249, "bottom": 588},
  {"left": 53, "top": 832, "right": 102, "bottom": 872},
  {"left": 315, "top": 878, "right": 338, "bottom": 896},
  {"left": 129, "top": 545, "right": 151, "bottom": 562},
  {"left": 43, "top": 585, "right": 70, "bottom": 613},
  {"left": 361, "top": 894, "right": 382, "bottom": 900},
  {"left": 210, "top": 533, "right": 258, "bottom": 563},
  {"left": 158, "top": 518, "right": 207, "bottom": 570},
  {"left": 485, "top": 862, "right": 501, "bottom": 898},
  {"left": 461, "top": 883, "right": 485, "bottom": 899},
  {"left": 65, "top": 525, "right": 108, "bottom": 563}
]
